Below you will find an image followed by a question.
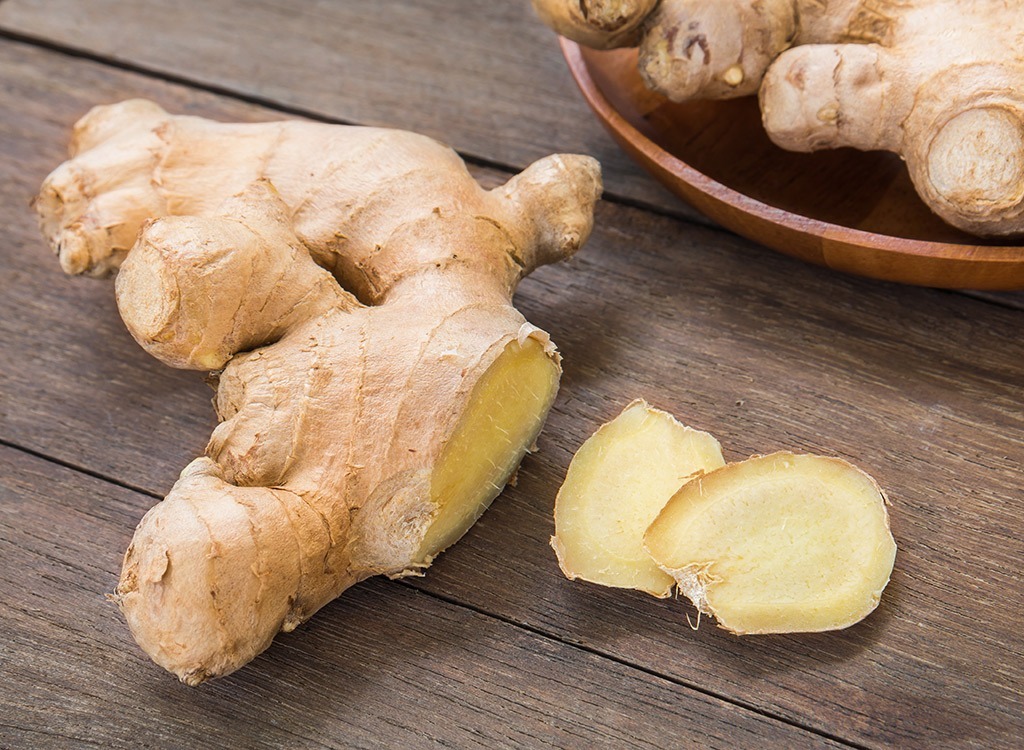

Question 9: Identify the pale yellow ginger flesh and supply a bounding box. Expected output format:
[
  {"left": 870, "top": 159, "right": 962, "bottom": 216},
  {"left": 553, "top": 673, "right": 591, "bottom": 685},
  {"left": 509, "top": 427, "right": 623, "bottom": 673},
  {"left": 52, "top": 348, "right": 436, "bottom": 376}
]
[
  {"left": 532, "top": 0, "right": 1024, "bottom": 236},
  {"left": 644, "top": 453, "right": 897, "bottom": 634},
  {"left": 420, "top": 336, "right": 560, "bottom": 563},
  {"left": 551, "top": 399, "right": 725, "bottom": 597},
  {"left": 35, "top": 100, "right": 602, "bottom": 684}
]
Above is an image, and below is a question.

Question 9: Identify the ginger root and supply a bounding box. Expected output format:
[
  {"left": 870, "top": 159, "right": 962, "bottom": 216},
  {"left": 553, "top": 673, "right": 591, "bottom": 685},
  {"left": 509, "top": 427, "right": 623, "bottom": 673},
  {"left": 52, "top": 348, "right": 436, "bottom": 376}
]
[
  {"left": 551, "top": 399, "right": 724, "bottom": 596},
  {"left": 552, "top": 406, "right": 896, "bottom": 634},
  {"left": 35, "top": 100, "right": 602, "bottom": 684},
  {"left": 531, "top": 0, "right": 658, "bottom": 50},
  {"left": 533, "top": 0, "right": 1024, "bottom": 236}
]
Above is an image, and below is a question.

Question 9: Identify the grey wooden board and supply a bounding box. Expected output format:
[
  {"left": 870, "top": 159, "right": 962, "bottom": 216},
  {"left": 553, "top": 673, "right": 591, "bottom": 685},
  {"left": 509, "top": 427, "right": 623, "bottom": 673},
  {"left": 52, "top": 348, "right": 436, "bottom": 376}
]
[
  {"left": 2, "top": 0, "right": 1020, "bottom": 305},
  {"left": 0, "top": 0, "right": 695, "bottom": 220},
  {"left": 1, "top": 39, "right": 1022, "bottom": 749},
  {"left": 2, "top": 444, "right": 855, "bottom": 750}
]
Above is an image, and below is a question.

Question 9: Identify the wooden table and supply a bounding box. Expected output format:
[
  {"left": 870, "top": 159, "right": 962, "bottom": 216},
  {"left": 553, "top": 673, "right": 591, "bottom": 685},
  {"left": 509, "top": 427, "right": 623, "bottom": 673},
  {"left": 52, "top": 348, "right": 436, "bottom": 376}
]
[{"left": 1, "top": 2, "right": 1021, "bottom": 748}]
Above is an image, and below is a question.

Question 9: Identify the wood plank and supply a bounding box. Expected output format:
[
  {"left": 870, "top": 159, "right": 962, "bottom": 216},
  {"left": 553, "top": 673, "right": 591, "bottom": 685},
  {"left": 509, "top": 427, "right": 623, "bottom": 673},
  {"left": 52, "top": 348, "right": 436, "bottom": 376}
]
[
  {"left": 2, "top": 39, "right": 1023, "bottom": 749},
  {"left": 1, "top": 444, "right": 847, "bottom": 750},
  {"left": 6, "top": 0, "right": 1023, "bottom": 303},
  {"left": 0, "top": 0, "right": 693, "bottom": 221}
]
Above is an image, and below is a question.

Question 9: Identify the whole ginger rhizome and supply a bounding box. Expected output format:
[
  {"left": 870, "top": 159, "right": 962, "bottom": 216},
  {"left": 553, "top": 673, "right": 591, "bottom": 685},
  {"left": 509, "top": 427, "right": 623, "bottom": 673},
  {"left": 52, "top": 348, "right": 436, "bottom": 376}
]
[
  {"left": 36, "top": 100, "right": 602, "bottom": 684},
  {"left": 534, "top": 0, "right": 1024, "bottom": 236}
]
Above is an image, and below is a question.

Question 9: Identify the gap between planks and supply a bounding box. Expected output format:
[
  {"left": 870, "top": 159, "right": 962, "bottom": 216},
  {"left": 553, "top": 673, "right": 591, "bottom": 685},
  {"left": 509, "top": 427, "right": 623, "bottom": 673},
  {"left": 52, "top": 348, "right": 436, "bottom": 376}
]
[
  {"left": 0, "top": 435, "right": 868, "bottom": 750},
  {"left": 0, "top": 437, "right": 161, "bottom": 501}
]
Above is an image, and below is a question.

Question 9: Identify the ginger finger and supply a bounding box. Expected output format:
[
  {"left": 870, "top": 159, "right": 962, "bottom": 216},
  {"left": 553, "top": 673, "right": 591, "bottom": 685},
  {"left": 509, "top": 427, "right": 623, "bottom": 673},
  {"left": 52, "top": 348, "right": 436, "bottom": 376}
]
[
  {"left": 639, "top": 0, "right": 797, "bottom": 101},
  {"left": 760, "top": 43, "right": 894, "bottom": 153},
  {"left": 901, "top": 64, "right": 1024, "bottom": 236},
  {"left": 116, "top": 181, "right": 357, "bottom": 371},
  {"left": 531, "top": 0, "right": 658, "bottom": 50}
]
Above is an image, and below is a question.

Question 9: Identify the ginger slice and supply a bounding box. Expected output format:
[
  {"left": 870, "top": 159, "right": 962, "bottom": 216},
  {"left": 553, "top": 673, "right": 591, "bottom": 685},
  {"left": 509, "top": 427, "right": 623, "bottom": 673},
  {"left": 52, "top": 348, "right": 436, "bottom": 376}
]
[
  {"left": 644, "top": 453, "right": 897, "bottom": 634},
  {"left": 551, "top": 400, "right": 725, "bottom": 597}
]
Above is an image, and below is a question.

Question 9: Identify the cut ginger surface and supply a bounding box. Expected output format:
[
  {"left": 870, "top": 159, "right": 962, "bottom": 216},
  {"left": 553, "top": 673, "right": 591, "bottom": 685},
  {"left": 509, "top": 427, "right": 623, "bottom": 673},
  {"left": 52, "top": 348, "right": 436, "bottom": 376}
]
[
  {"left": 645, "top": 453, "right": 897, "bottom": 634},
  {"left": 551, "top": 400, "right": 725, "bottom": 597},
  {"left": 418, "top": 335, "right": 560, "bottom": 563}
]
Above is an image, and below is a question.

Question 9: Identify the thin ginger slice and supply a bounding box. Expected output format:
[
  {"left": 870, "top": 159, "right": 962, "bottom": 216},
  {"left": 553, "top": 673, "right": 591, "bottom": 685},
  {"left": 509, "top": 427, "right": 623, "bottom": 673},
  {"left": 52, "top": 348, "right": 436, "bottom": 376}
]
[
  {"left": 551, "top": 400, "right": 725, "bottom": 597},
  {"left": 644, "top": 453, "right": 897, "bottom": 634}
]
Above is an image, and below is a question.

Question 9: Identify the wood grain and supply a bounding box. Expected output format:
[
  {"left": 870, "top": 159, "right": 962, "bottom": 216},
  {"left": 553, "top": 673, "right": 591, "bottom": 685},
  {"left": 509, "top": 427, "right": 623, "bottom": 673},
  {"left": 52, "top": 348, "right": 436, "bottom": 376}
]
[
  {"left": 2, "top": 445, "right": 851, "bottom": 750},
  {"left": 0, "top": 0, "right": 692, "bottom": 221},
  {"left": 1, "top": 38, "right": 1022, "bottom": 749},
  {"left": 5, "top": 0, "right": 1022, "bottom": 303}
]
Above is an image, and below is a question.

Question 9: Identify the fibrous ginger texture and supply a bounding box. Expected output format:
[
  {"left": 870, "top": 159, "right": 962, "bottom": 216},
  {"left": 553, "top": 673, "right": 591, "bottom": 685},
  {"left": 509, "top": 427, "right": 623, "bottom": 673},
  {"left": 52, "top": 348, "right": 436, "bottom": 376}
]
[
  {"left": 532, "top": 0, "right": 1024, "bottom": 236},
  {"left": 551, "top": 400, "right": 724, "bottom": 596},
  {"left": 35, "top": 100, "right": 602, "bottom": 684},
  {"left": 644, "top": 453, "right": 897, "bottom": 634}
]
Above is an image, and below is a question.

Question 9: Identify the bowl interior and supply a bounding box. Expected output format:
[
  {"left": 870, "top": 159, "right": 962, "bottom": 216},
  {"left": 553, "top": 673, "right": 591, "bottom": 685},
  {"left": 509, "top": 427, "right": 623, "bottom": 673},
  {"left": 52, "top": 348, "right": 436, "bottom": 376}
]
[{"left": 569, "top": 44, "right": 1024, "bottom": 289}]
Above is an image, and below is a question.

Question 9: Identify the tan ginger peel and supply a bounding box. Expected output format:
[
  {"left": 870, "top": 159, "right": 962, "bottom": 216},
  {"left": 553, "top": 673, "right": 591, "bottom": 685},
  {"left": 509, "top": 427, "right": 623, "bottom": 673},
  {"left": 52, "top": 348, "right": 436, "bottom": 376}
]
[{"left": 36, "top": 100, "right": 602, "bottom": 684}]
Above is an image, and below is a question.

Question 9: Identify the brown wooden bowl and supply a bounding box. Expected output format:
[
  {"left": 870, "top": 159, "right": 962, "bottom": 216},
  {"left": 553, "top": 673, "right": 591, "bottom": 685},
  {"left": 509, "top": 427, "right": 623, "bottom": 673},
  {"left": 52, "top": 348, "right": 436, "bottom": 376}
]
[{"left": 560, "top": 40, "right": 1024, "bottom": 290}]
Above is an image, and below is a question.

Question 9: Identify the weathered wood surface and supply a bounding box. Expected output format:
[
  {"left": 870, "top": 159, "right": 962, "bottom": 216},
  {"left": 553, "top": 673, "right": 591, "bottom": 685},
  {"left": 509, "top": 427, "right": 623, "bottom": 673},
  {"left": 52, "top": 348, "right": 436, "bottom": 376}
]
[
  {"left": 3, "top": 0, "right": 1020, "bottom": 304},
  {"left": 1, "top": 13, "right": 1022, "bottom": 750},
  {"left": 0, "top": 0, "right": 691, "bottom": 220},
  {"left": 3, "top": 446, "right": 849, "bottom": 750}
]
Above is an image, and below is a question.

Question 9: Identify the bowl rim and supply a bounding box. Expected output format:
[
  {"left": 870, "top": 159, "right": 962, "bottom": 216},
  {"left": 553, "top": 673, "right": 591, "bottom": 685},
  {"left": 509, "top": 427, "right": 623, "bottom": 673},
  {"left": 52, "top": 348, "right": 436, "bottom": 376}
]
[{"left": 560, "top": 38, "right": 1024, "bottom": 266}]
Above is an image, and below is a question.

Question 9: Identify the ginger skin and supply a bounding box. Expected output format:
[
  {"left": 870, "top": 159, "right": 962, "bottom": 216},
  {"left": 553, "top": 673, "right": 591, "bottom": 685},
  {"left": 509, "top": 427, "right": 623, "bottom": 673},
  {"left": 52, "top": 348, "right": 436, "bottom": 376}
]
[
  {"left": 35, "top": 100, "right": 602, "bottom": 684},
  {"left": 533, "top": 0, "right": 1024, "bottom": 236}
]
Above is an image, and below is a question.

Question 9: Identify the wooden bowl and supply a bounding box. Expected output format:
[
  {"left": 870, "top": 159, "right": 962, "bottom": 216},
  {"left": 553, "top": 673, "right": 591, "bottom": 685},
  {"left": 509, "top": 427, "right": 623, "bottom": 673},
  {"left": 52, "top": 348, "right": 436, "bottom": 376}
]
[{"left": 560, "top": 40, "right": 1024, "bottom": 290}]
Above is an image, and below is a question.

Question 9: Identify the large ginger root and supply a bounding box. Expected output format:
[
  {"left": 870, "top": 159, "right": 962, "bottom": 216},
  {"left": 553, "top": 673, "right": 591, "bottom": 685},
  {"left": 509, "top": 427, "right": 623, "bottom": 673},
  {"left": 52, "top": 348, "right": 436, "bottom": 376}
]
[
  {"left": 35, "top": 100, "right": 602, "bottom": 684},
  {"left": 551, "top": 399, "right": 724, "bottom": 596},
  {"left": 552, "top": 406, "right": 896, "bottom": 633},
  {"left": 534, "top": 0, "right": 1024, "bottom": 236}
]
